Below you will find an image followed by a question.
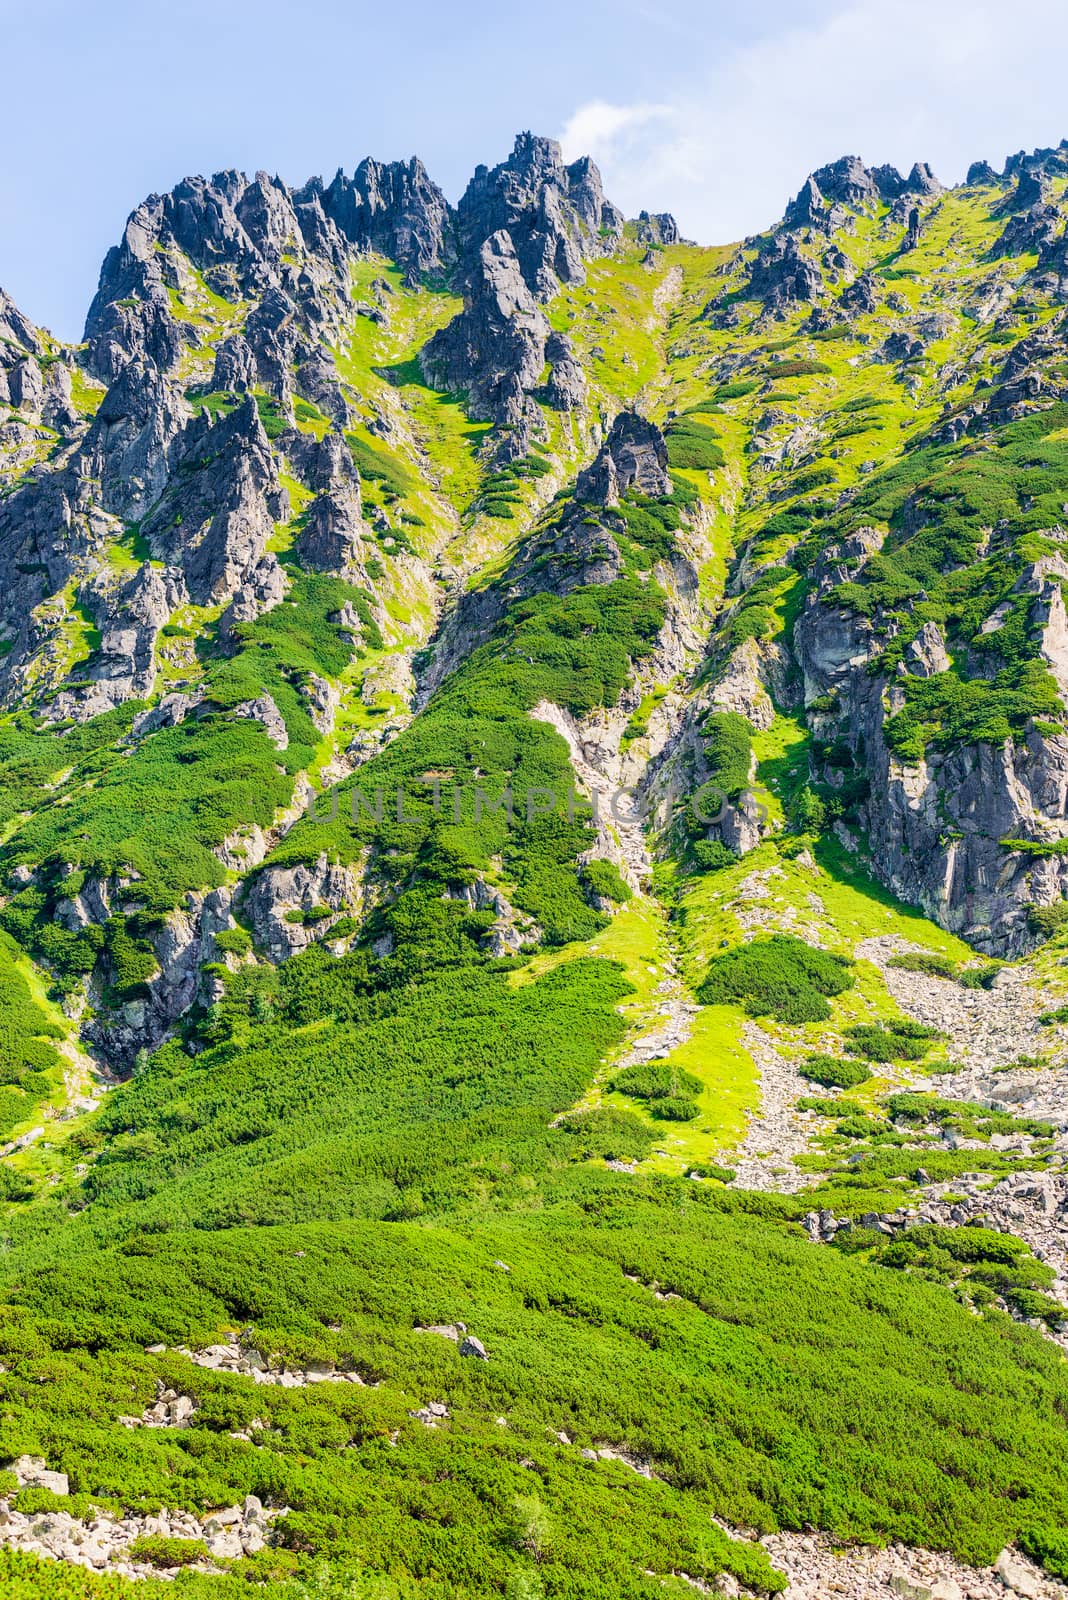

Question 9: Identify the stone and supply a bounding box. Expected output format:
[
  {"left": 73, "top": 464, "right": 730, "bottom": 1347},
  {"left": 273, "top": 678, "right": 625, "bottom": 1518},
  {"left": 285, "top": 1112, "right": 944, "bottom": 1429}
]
[
  {"left": 10, "top": 1456, "right": 69, "bottom": 1496},
  {"left": 231, "top": 693, "right": 289, "bottom": 751},
  {"left": 142, "top": 396, "right": 289, "bottom": 607},
  {"left": 994, "top": 1549, "right": 1043, "bottom": 1597},
  {"left": 889, "top": 1575, "right": 932, "bottom": 1599},
  {"left": 421, "top": 228, "right": 550, "bottom": 431},
  {"left": 459, "top": 1335, "right": 489, "bottom": 1360},
  {"left": 544, "top": 330, "right": 587, "bottom": 411},
  {"left": 44, "top": 563, "right": 187, "bottom": 723},
  {"left": 244, "top": 852, "right": 360, "bottom": 960},
  {"left": 454, "top": 132, "right": 621, "bottom": 302}
]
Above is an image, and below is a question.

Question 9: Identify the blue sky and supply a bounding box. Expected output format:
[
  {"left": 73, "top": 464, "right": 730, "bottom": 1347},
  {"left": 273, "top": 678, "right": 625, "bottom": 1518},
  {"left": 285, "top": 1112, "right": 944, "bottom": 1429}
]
[{"left": 3, "top": 0, "right": 1068, "bottom": 339}]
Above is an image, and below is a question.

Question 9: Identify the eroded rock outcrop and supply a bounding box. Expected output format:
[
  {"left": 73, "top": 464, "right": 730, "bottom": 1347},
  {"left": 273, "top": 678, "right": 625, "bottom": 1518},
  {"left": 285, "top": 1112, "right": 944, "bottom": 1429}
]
[
  {"left": 795, "top": 531, "right": 1068, "bottom": 953},
  {"left": 44, "top": 562, "right": 187, "bottom": 723},
  {"left": 420, "top": 229, "right": 549, "bottom": 435},
  {"left": 142, "top": 396, "right": 288, "bottom": 605},
  {"left": 574, "top": 411, "right": 670, "bottom": 505},
  {"left": 748, "top": 233, "right": 824, "bottom": 309},
  {"left": 244, "top": 852, "right": 361, "bottom": 960}
]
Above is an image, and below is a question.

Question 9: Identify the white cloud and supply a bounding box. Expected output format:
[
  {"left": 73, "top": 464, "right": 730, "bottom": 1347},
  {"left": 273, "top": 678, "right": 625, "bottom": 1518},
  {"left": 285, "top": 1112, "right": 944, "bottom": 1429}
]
[
  {"left": 559, "top": 0, "right": 1068, "bottom": 244},
  {"left": 559, "top": 100, "right": 673, "bottom": 164}
]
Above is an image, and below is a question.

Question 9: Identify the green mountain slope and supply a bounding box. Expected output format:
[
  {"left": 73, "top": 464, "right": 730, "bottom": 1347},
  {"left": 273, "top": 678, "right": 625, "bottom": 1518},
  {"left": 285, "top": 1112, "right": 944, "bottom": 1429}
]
[{"left": 2, "top": 135, "right": 1068, "bottom": 1598}]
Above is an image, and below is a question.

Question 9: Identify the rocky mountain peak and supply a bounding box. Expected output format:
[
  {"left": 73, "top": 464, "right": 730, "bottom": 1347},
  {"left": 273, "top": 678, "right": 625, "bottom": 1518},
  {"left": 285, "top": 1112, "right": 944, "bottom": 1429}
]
[
  {"left": 784, "top": 155, "right": 941, "bottom": 229},
  {"left": 320, "top": 155, "right": 454, "bottom": 281},
  {"left": 457, "top": 130, "right": 622, "bottom": 300},
  {"left": 0, "top": 288, "right": 44, "bottom": 358}
]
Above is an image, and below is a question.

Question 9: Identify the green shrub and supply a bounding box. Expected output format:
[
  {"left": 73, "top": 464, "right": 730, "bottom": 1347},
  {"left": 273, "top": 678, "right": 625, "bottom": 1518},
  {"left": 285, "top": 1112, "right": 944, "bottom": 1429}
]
[
  {"left": 798, "top": 1054, "right": 873, "bottom": 1089},
  {"left": 844, "top": 1020, "right": 941, "bottom": 1063},
  {"left": 959, "top": 963, "right": 1002, "bottom": 989},
  {"left": 613, "top": 1061, "right": 702, "bottom": 1100},
  {"left": 666, "top": 418, "right": 725, "bottom": 471},
  {"left": 790, "top": 465, "right": 838, "bottom": 494},
  {"left": 582, "top": 859, "right": 632, "bottom": 904},
  {"left": 691, "top": 839, "right": 738, "bottom": 871},
  {"left": 766, "top": 359, "right": 831, "bottom": 378},
  {"left": 798, "top": 1096, "right": 867, "bottom": 1117},
  {"left": 697, "top": 935, "right": 854, "bottom": 1023},
  {"left": 886, "top": 1092, "right": 1052, "bottom": 1140},
  {"left": 345, "top": 430, "right": 415, "bottom": 498},
  {"left": 699, "top": 711, "right": 753, "bottom": 800},
  {"left": 714, "top": 379, "right": 759, "bottom": 400},
  {"left": 650, "top": 1096, "right": 700, "bottom": 1122},
  {"left": 556, "top": 1106, "right": 654, "bottom": 1162},
  {"left": 887, "top": 950, "right": 957, "bottom": 980},
  {"left": 1029, "top": 902, "right": 1068, "bottom": 940},
  {"left": 254, "top": 392, "right": 287, "bottom": 439},
  {"left": 126, "top": 1535, "right": 210, "bottom": 1569}
]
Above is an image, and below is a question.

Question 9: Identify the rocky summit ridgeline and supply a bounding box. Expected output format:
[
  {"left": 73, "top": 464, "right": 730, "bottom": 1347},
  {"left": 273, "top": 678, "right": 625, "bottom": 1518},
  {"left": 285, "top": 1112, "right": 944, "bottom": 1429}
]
[{"left": 6, "top": 132, "right": 1068, "bottom": 1599}]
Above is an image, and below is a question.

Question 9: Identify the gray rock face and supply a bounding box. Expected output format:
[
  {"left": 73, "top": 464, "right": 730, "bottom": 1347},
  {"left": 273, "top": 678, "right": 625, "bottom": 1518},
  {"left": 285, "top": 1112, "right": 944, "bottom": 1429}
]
[
  {"left": 82, "top": 166, "right": 357, "bottom": 390},
  {"left": 794, "top": 532, "right": 1068, "bottom": 954},
  {"left": 967, "top": 159, "right": 1000, "bottom": 185},
  {"left": 544, "top": 330, "right": 587, "bottom": 411},
  {"left": 232, "top": 693, "right": 289, "bottom": 751},
  {"left": 82, "top": 196, "right": 192, "bottom": 383},
  {"left": 10, "top": 1456, "right": 69, "bottom": 1497},
  {"left": 131, "top": 690, "right": 203, "bottom": 738},
  {"left": 1009, "top": 168, "right": 1050, "bottom": 211},
  {"left": 418, "top": 133, "right": 624, "bottom": 440},
  {"left": 242, "top": 287, "right": 301, "bottom": 401},
  {"left": 297, "top": 437, "right": 372, "bottom": 576},
  {"left": 445, "top": 877, "right": 542, "bottom": 957},
  {"left": 784, "top": 157, "right": 940, "bottom": 230},
  {"left": 45, "top": 563, "right": 187, "bottom": 722},
  {"left": 784, "top": 175, "right": 835, "bottom": 231},
  {"left": 748, "top": 234, "right": 823, "bottom": 309},
  {"left": 211, "top": 334, "right": 257, "bottom": 392},
  {"left": 79, "top": 883, "right": 238, "bottom": 1066},
  {"left": 143, "top": 396, "right": 288, "bottom": 604},
  {"left": 219, "top": 555, "right": 288, "bottom": 641},
  {"left": 321, "top": 156, "right": 454, "bottom": 280},
  {"left": 575, "top": 412, "right": 670, "bottom": 505},
  {"left": 903, "top": 621, "right": 950, "bottom": 679},
  {"left": 906, "top": 161, "right": 942, "bottom": 196},
  {"left": 0, "top": 288, "right": 44, "bottom": 358},
  {"left": 810, "top": 155, "right": 883, "bottom": 208},
  {"left": 245, "top": 853, "right": 360, "bottom": 960},
  {"left": 0, "top": 291, "right": 78, "bottom": 430},
  {"left": 420, "top": 229, "right": 550, "bottom": 429},
  {"left": 82, "top": 359, "right": 190, "bottom": 518},
  {"left": 707, "top": 636, "right": 783, "bottom": 730},
  {"left": 295, "top": 349, "right": 351, "bottom": 426},
  {"left": 456, "top": 132, "right": 621, "bottom": 302},
  {"left": 840, "top": 270, "right": 877, "bottom": 315},
  {"left": 994, "top": 201, "right": 1062, "bottom": 259},
  {"left": 635, "top": 210, "right": 679, "bottom": 246}
]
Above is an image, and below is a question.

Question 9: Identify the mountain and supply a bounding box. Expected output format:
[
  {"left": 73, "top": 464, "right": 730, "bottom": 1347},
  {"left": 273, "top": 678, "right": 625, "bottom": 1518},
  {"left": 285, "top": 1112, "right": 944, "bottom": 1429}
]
[{"left": 2, "top": 130, "right": 1068, "bottom": 1598}]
